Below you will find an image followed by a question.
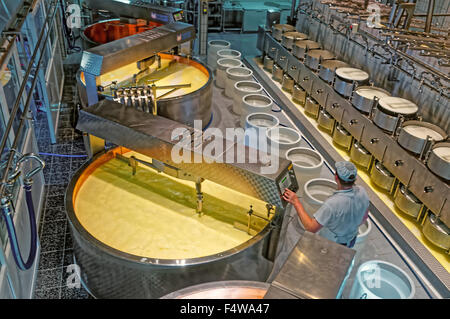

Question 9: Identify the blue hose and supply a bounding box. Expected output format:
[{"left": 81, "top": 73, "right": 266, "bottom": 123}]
[{"left": 1, "top": 183, "right": 38, "bottom": 271}]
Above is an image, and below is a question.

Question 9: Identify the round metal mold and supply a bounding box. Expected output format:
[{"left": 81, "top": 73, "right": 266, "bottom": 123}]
[
  {"left": 426, "top": 142, "right": 450, "bottom": 181},
  {"left": 422, "top": 213, "right": 450, "bottom": 251},
  {"left": 333, "top": 124, "right": 353, "bottom": 150},
  {"left": 233, "top": 81, "right": 264, "bottom": 115},
  {"left": 374, "top": 97, "right": 419, "bottom": 133},
  {"left": 370, "top": 161, "right": 395, "bottom": 192},
  {"left": 263, "top": 56, "right": 274, "bottom": 71},
  {"left": 272, "top": 64, "right": 283, "bottom": 83},
  {"left": 77, "top": 54, "right": 213, "bottom": 128},
  {"left": 334, "top": 67, "right": 370, "bottom": 98},
  {"left": 352, "top": 86, "right": 391, "bottom": 114},
  {"left": 305, "top": 97, "right": 320, "bottom": 119},
  {"left": 319, "top": 60, "right": 350, "bottom": 83},
  {"left": 292, "top": 85, "right": 307, "bottom": 106},
  {"left": 397, "top": 121, "right": 446, "bottom": 155},
  {"left": 317, "top": 109, "right": 335, "bottom": 134},
  {"left": 225, "top": 67, "right": 254, "bottom": 98},
  {"left": 281, "top": 31, "right": 308, "bottom": 50},
  {"left": 350, "top": 140, "right": 372, "bottom": 170},
  {"left": 292, "top": 40, "right": 321, "bottom": 60},
  {"left": 207, "top": 40, "right": 231, "bottom": 69},
  {"left": 394, "top": 184, "right": 423, "bottom": 218},
  {"left": 304, "top": 50, "right": 336, "bottom": 72}
]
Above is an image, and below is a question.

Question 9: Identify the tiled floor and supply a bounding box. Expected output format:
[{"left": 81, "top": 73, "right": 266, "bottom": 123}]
[{"left": 33, "top": 68, "right": 92, "bottom": 299}]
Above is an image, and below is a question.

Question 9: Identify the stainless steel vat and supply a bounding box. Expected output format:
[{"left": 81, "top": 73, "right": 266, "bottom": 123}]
[
  {"left": 318, "top": 60, "right": 350, "bottom": 84},
  {"left": 397, "top": 121, "right": 446, "bottom": 155},
  {"left": 373, "top": 97, "right": 419, "bottom": 134},
  {"left": 352, "top": 86, "right": 391, "bottom": 114},
  {"left": 292, "top": 40, "right": 321, "bottom": 60},
  {"left": 426, "top": 142, "right": 450, "bottom": 181},
  {"left": 304, "top": 50, "right": 335, "bottom": 72},
  {"left": 334, "top": 67, "right": 369, "bottom": 98},
  {"left": 282, "top": 74, "right": 295, "bottom": 93},
  {"left": 65, "top": 148, "right": 279, "bottom": 299},
  {"left": 77, "top": 54, "right": 213, "bottom": 128},
  {"left": 422, "top": 213, "right": 450, "bottom": 251},
  {"left": 394, "top": 184, "right": 423, "bottom": 218}
]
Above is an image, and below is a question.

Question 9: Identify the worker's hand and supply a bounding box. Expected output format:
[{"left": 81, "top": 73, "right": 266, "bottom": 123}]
[{"left": 282, "top": 189, "right": 300, "bottom": 206}]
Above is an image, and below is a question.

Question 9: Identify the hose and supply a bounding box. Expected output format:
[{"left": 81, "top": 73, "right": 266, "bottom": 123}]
[
  {"left": 59, "top": 0, "right": 82, "bottom": 53},
  {"left": 1, "top": 182, "right": 38, "bottom": 271}
]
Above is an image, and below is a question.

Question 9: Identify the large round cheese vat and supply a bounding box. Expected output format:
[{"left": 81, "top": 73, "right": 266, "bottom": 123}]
[
  {"left": 161, "top": 281, "right": 270, "bottom": 299},
  {"left": 81, "top": 19, "right": 162, "bottom": 49},
  {"left": 77, "top": 54, "right": 213, "bottom": 128},
  {"left": 65, "top": 148, "right": 278, "bottom": 299}
]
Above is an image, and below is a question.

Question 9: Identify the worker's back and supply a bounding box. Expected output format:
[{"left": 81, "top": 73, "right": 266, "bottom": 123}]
[{"left": 315, "top": 185, "right": 370, "bottom": 246}]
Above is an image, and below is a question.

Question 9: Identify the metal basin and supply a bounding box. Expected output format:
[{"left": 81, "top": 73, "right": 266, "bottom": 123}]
[
  {"left": 334, "top": 67, "right": 370, "bottom": 98},
  {"left": 161, "top": 281, "right": 270, "bottom": 299},
  {"left": 65, "top": 148, "right": 278, "bottom": 298},
  {"left": 77, "top": 53, "right": 213, "bottom": 128},
  {"left": 272, "top": 24, "right": 295, "bottom": 41},
  {"left": 319, "top": 60, "right": 350, "bottom": 83},
  {"left": 318, "top": 109, "right": 335, "bottom": 134},
  {"left": 305, "top": 50, "right": 336, "bottom": 72}
]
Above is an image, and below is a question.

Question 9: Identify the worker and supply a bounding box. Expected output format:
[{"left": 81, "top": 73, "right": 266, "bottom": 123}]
[{"left": 282, "top": 161, "right": 370, "bottom": 248}]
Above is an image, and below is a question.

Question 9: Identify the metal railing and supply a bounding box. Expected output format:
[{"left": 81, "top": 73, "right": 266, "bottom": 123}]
[{"left": 0, "top": 0, "right": 59, "bottom": 200}]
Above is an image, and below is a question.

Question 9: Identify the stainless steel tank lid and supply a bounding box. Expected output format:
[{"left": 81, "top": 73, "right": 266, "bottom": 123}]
[
  {"left": 378, "top": 97, "right": 419, "bottom": 115},
  {"left": 306, "top": 49, "right": 335, "bottom": 60},
  {"left": 294, "top": 40, "right": 321, "bottom": 50},
  {"left": 401, "top": 121, "right": 446, "bottom": 142},
  {"left": 354, "top": 86, "right": 391, "bottom": 100},
  {"left": 282, "top": 31, "right": 308, "bottom": 40},
  {"left": 320, "top": 59, "right": 350, "bottom": 71},
  {"left": 335, "top": 67, "right": 369, "bottom": 82}
]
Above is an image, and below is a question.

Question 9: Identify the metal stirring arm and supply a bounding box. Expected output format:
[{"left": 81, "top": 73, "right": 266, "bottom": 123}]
[{"left": 116, "top": 154, "right": 205, "bottom": 214}]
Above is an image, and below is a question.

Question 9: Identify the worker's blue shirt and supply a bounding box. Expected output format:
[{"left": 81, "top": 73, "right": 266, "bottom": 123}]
[{"left": 314, "top": 186, "right": 370, "bottom": 246}]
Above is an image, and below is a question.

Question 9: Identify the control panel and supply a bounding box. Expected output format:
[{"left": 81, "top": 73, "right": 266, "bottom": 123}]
[{"left": 277, "top": 165, "right": 299, "bottom": 198}]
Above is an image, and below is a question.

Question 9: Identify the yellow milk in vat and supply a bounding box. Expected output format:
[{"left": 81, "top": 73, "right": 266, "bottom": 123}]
[{"left": 74, "top": 151, "right": 269, "bottom": 260}]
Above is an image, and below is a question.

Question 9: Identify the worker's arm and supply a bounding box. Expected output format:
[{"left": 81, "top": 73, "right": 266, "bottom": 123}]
[
  {"left": 360, "top": 207, "right": 370, "bottom": 225},
  {"left": 282, "top": 189, "right": 323, "bottom": 233}
]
